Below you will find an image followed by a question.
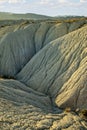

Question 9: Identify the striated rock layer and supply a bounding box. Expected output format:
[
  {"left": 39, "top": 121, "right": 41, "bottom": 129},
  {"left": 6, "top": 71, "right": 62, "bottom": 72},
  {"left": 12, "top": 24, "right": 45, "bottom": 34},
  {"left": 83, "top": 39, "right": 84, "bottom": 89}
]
[
  {"left": 16, "top": 25, "right": 87, "bottom": 110},
  {"left": 0, "top": 19, "right": 87, "bottom": 129}
]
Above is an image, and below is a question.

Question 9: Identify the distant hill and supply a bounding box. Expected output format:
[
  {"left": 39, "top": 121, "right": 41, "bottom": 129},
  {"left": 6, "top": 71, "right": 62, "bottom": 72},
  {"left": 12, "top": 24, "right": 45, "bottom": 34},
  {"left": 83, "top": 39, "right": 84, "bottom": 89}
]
[
  {"left": 54, "top": 15, "right": 86, "bottom": 20},
  {"left": 0, "top": 12, "right": 86, "bottom": 21},
  {"left": 0, "top": 12, "right": 52, "bottom": 20}
]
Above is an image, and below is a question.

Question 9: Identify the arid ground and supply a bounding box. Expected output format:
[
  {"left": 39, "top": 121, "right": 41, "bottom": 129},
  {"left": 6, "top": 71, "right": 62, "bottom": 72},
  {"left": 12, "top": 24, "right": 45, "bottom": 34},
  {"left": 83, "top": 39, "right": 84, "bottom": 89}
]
[{"left": 0, "top": 15, "right": 87, "bottom": 129}]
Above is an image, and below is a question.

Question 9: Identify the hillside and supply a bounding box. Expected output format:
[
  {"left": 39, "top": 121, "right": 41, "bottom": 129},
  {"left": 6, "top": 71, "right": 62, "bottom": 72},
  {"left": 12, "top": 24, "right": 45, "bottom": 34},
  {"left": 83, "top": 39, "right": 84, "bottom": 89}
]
[
  {"left": 0, "top": 12, "right": 52, "bottom": 20},
  {"left": 0, "top": 17, "right": 87, "bottom": 129}
]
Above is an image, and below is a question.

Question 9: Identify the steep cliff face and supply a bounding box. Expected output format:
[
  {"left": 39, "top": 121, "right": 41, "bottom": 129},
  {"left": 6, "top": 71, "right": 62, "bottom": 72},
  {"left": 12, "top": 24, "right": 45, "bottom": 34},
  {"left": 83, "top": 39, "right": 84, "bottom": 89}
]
[{"left": 0, "top": 19, "right": 87, "bottom": 129}]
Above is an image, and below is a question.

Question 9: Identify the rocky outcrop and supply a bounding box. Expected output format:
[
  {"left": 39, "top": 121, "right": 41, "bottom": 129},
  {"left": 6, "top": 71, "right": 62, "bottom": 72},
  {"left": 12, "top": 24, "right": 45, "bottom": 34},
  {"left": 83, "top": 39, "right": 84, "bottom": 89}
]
[
  {"left": 0, "top": 19, "right": 87, "bottom": 129},
  {"left": 16, "top": 25, "right": 87, "bottom": 109},
  {"left": 0, "top": 22, "right": 68, "bottom": 77}
]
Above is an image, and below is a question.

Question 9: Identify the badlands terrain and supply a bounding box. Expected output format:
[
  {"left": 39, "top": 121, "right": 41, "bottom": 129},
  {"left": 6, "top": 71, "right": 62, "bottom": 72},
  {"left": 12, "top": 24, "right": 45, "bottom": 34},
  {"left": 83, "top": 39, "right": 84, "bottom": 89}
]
[{"left": 0, "top": 14, "right": 87, "bottom": 129}]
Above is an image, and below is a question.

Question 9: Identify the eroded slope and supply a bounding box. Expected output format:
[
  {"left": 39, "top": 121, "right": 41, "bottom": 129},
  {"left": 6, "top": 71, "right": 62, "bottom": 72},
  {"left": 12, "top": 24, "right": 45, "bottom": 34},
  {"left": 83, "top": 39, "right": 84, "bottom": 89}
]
[
  {"left": 16, "top": 25, "right": 87, "bottom": 109},
  {"left": 0, "top": 19, "right": 87, "bottom": 130},
  {"left": 0, "top": 20, "right": 86, "bottom": 77}
]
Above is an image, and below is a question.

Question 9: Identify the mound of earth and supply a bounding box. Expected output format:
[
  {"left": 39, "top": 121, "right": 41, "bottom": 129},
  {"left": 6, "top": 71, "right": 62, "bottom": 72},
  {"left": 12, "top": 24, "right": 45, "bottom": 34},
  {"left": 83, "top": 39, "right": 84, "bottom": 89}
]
[{"left": 0, "top": 18, "right": 87, "bottom": 129}]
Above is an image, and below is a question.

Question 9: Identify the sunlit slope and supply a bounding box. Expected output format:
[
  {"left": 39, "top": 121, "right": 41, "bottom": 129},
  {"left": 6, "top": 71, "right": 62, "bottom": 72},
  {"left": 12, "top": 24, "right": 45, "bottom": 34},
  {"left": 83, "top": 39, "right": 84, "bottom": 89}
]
[
  {"left": 0, "top": 19, "right": 87, "bottom": 130},
  {"left": 17, "top": 25, "right": 87, "bottom": 109},
  {"left": 0, "top": 20, "right": 86, "bottom": 109}
]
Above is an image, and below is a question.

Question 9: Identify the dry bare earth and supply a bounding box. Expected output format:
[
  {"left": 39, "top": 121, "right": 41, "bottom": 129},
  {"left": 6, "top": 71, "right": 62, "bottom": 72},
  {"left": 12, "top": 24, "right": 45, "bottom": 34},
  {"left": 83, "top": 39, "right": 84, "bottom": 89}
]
[{"left": 0, "top": 19, "right": 87, "bottom": 129}]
